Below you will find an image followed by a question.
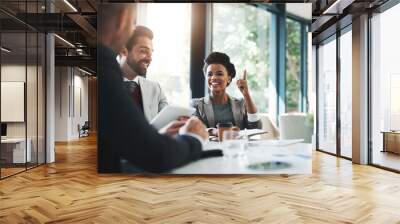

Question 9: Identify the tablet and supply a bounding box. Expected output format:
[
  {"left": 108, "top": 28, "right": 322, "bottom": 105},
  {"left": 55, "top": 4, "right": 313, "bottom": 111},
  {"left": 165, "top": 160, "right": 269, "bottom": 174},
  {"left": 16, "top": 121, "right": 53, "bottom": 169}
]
[
  {"left": 150, "top": 105, "right": 196, "bottom": 130},
  {"left": 239, "top": 129, "right": 268, "bottom": 138}
]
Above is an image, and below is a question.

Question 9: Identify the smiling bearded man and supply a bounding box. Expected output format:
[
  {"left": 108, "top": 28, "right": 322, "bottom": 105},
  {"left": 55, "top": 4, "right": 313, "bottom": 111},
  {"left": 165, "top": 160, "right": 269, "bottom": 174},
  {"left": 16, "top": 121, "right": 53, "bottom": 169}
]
[{"left": 119, "top": 26, "right": 168, "bottom": 122}]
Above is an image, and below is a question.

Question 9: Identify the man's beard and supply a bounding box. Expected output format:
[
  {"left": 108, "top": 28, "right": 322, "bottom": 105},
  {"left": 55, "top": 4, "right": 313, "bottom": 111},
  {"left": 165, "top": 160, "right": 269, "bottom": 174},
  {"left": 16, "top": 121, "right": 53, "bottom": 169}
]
[{"left": 127, "top": 59, "right": 149, "bottom": 78}]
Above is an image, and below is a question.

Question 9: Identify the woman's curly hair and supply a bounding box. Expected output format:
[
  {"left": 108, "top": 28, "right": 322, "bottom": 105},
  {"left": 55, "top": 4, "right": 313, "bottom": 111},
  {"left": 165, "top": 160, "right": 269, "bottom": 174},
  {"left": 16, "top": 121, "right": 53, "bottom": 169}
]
[{"left": 203, "top": 52, "right": 236, "bottom": 83}]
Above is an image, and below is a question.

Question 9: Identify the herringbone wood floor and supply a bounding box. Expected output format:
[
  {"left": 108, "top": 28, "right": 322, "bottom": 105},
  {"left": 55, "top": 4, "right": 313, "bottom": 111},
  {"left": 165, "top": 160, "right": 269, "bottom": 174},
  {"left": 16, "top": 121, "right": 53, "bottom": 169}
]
[{"left": 1, "top": 135, "right": 400, "bottom": 223}]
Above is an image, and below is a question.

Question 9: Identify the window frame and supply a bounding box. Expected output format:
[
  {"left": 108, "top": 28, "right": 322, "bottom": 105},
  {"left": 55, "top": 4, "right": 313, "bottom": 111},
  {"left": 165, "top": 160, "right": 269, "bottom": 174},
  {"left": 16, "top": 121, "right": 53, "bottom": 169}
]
[
  {"left": 0, "top": 1, "right": 47, "bottom": 180},
  {"left": 314, "top": 21, "right": 353, "bottom": 160},
  {"left": 368, "top": 0, "right": 400, "bottom": 173},
  {"left": 201, "top": 3, "right": 310, "bottom": 122},
  {"left": 313, "top": 0, "right": 400, "bottom": 174}
]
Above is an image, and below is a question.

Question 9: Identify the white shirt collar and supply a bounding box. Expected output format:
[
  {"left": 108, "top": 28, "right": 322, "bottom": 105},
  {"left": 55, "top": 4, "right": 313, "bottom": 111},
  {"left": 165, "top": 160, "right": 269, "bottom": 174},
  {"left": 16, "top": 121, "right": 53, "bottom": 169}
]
[{"left": 123, "top": 76, "right": 139, "bottom": 84}]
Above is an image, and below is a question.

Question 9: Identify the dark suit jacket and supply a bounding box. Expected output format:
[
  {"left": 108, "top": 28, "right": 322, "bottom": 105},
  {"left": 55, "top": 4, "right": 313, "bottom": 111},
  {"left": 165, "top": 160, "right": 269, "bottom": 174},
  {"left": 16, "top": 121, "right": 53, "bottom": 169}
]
[{"left": 97, "top": 44, "right": 203, "bottom": 173}]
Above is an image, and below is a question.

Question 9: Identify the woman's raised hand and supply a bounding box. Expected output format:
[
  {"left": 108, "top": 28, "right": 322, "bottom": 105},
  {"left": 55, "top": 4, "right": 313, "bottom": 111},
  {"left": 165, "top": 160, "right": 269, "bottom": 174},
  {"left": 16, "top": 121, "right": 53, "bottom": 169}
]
[
  {"left": 237, "top": 70, "right": 249, "bottom": 96},
  {"left": 236, "top": 70, "right": 257, "bottom": 114}
]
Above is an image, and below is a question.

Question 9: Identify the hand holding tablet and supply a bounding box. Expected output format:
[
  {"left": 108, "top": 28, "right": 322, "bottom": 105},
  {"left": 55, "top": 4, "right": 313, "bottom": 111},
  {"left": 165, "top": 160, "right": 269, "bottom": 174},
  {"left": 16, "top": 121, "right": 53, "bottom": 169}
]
[{"left": 150, "top": 105, "right": 196, "bottom": 130}]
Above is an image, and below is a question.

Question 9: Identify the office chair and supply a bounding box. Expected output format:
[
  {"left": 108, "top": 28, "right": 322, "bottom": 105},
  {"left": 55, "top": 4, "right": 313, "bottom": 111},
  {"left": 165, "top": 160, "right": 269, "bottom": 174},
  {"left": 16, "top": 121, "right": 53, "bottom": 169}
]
[{"left": 79, "top": 121, "right": 90, "bottom": 138}]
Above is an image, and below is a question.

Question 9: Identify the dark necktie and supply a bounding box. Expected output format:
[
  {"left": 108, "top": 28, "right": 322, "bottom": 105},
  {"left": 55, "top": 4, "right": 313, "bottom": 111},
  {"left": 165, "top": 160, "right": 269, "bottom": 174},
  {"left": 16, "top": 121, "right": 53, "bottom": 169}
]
[{"left": 124, "top": 81, "right": 143, "bottom": 112}]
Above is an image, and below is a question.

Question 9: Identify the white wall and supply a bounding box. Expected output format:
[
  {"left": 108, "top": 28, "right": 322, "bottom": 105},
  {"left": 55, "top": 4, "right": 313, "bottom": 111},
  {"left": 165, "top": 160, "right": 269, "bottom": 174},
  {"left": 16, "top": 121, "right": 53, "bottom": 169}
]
[
  {"left": 1, "top": 65, "right": 40, "bottom": 137},
  {"left": 55, "top": 67, "right": 89, "bottom": 141},
  {"left": 1, "top": 64, "right": 46, "bottom": 164},
  {"left": 55, "top": 66, "right": 70, "bottom": 141},
  {"left": 71, "top": 72, "right": 89, "bottom": 138}
]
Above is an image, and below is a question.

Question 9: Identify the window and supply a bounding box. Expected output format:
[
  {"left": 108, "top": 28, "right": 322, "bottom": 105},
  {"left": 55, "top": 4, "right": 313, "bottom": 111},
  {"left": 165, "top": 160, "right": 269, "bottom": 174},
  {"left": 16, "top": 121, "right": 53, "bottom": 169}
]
[
  {"left": 371, "top": 3, "right": 400, "bottom": 171},
  {"left": 0, "top": 1, "right": 46, "bottom": 179},
  {"left": 339, "top": 28, "right": 352, "bottom": 158},
  {"left": 136, "top": 3, "right": 308, "bottom": 118},
  {"left": 317, "top": 37, "right": 337, "bottom": 155},
  {"left": 286, "top": 18, "right": 301, "bottom": 113},
  {"left": 137, "top": 3, "right": 192, "bottom": 107},
  {"left": 211, "top": 3, "right": 270, "bottom": 113}
]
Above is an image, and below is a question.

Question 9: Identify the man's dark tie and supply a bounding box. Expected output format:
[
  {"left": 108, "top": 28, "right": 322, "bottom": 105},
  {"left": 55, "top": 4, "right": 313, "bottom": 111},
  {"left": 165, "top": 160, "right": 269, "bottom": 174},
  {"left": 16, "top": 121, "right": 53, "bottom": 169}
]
[{"left": 125, "top": 81, "right": 143, "bottom": 112}]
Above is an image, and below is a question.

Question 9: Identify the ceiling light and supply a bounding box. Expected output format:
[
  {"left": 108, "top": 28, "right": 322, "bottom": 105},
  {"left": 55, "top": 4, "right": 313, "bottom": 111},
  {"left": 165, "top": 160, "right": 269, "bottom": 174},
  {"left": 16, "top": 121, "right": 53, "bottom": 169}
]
[
  {"left": 76, "top": 48, "right": 86, "bottom": 55},
  {"left": 63, "top": 0, "right": 78, "bottom": 12},
  {"left": 1, "top": 47, "right": 11, "bottom": 53},
  {"left": 322, "top": 0, "right": 342, "bottom": 14},
  {"left": 54, "top": 34, "right": 75, "bottom": 48},
  {"left": 322, "top": 0, "right": 354, "bottom": 15},
  {"left": 78, "top": 67, "right": 92, "bottom": 76}
]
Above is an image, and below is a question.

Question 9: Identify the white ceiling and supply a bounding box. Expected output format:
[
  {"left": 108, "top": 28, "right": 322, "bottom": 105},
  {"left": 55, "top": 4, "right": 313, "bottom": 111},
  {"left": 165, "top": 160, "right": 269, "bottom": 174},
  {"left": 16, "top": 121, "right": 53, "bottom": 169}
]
[{"left": 286, "top": 3, "right": 312, "bottom": 21}]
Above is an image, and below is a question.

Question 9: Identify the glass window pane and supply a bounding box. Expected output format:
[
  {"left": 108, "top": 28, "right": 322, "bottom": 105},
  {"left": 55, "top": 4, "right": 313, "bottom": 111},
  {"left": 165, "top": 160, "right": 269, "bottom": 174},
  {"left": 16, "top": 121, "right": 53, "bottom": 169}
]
[
  {"left": 371, "top": 4, "right": 400, "bottom": 171},
  {"left": 38, "top": 32, "right": 46, "bottom": 165},
  {"left": 137, "top": 3, "right": 192, "bottom": 107},
  {"left": 339, "top": 29, "right": 352, "bottom": 158},
  {"left": 212, "top": 3, "right": 270, "bottom": 113},
  {"left": 1, "top": 30, "right": 28, "bottom": 177},
  {"left": 27, "top": 31, "right": 38, "bottom": 169},
  {"left": 318, "top": 37, "right": 337, "bottom": 154},
  {"left": 286, "top": 18, "right": 301, "bottom": 113}
]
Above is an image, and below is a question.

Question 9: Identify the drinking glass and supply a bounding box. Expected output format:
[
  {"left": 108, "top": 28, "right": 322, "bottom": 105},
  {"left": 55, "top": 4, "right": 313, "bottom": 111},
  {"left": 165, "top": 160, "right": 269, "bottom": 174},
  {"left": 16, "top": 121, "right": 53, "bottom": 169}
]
[{"left": 222, "top": 130, "right": 247, "bottom": 158}]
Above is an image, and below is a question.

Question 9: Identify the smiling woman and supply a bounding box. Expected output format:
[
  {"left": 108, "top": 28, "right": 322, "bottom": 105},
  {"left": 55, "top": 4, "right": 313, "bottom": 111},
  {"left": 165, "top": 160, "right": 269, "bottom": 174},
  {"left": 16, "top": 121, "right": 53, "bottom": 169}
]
[{"left": 192, "top": 52, "right": 262, "bottom": 130}]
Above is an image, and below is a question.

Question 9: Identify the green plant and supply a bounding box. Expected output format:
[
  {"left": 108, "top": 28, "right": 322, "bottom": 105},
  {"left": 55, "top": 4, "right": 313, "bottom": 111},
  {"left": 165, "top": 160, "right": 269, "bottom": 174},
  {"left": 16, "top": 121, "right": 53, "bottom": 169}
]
[{"left": 305, "top": 113, "right": 314, "bottom": 127}]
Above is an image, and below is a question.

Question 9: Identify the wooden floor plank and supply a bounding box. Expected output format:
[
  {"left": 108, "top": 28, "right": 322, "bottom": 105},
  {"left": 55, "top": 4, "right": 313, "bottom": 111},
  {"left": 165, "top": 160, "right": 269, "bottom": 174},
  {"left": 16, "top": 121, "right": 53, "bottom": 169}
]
[{"left": 1, "top": 135, "right": 400, "bottom": 223}]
